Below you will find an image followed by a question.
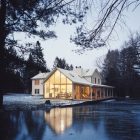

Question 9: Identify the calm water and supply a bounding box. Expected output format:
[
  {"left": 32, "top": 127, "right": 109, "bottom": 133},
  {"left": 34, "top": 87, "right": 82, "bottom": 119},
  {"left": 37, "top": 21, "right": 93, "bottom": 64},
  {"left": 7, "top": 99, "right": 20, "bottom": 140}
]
[{"left": 1, "top": 100, "right": 140, "bottom": 140}]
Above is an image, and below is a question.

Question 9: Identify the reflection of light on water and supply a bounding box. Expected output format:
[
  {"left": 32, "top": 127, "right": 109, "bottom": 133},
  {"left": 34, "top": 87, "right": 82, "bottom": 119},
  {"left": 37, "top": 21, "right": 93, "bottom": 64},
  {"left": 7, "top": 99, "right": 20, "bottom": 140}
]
[
  {"left": 60, "top": 120, "right": 65, "bottom": 132},
  {"left": 44, "top": 108, "right": 73, "bottom": 134}
]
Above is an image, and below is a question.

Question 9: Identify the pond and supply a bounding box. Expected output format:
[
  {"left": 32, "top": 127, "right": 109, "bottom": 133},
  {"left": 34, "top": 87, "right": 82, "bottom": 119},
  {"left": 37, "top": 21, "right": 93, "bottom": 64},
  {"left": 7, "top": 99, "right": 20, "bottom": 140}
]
[{"left": 0, "top": 100, "right": 140, "bottom": 140}]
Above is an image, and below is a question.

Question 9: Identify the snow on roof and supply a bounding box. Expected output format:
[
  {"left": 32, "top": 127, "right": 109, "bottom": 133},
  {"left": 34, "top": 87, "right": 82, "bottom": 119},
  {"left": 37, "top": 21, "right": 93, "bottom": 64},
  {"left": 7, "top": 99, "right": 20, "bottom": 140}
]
[
  {"left": 84, "top": 69, "right": 95, "bottom": 76},
  {"left": 31, "top": 72, "right": 50, "bottom": 79},
  {"left": 58, "top": 68, "right": 92, "bottom": 86},
  {"left": 83, "top": 68, "right": 102, "bottom": 79},
  {"left": 41, "top": 68, "right": 113, "bottom": 88},
  {"left": 58, "top": 68, "right": 113, "bottom": 87},
  {"left": 91, "top": 84, "right": 114, "bottom": 88}
]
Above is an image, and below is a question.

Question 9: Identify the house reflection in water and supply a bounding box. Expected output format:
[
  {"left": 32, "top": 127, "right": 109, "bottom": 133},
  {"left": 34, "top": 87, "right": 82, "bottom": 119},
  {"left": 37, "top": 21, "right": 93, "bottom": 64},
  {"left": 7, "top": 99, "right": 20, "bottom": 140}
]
[{"left": 44, "top": 108, "right": 73, "bottom": 134}]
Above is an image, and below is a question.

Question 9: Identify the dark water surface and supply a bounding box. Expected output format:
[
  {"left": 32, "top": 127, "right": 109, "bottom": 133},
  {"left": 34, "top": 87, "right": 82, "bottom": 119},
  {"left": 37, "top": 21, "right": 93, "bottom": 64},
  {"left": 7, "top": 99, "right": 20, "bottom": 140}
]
[{"left": 1, "top": 100, "right": 140, "bottom": 140}]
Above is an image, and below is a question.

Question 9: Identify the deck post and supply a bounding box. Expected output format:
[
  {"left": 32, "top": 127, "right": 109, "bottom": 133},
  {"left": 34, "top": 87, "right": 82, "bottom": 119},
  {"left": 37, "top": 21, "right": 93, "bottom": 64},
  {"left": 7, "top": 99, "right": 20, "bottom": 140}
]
[
  {"left": 104, "top": 88, "right": 106, "bottom": 98},
  {"left": 90, "top": 86, "right": 92, "bottom": 100},
  {"left": 101, "top": 88, "right": 103, "bottom": 99},
  {"left": 72, "top": 83, "right": 74, "bottom": 100},
  {"left": 95, "top": 87, "right": 97, "bottom": 100},
  {"left": 100, "top": 88, "right": 102, "bottom": 99},
  {"left": 106, "top": 88, "right": 108, "bottom": 98},
  {"left": 108, "top": 88, "right": 110, "bottom": 97}
]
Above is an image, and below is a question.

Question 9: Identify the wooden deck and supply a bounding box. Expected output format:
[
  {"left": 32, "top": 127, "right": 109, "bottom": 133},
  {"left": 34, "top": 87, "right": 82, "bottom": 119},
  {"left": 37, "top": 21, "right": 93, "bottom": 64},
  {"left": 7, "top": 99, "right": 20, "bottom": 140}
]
[
  {"left": 56, "top": 93, "right": 72, "bottom": 99},
  {"left": 47, "top": 97, "right": 116, "bottom": 107},
  {"left": 46, "top": 96, "right": 114, "bottom": 102}
]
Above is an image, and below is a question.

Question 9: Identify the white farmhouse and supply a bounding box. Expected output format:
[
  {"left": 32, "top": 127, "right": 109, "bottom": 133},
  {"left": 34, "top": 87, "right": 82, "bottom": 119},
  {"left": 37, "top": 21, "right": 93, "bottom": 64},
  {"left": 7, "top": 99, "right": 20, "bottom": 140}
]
[
  {"left": 31, "top": 67, "right": 114, "bottom": 100},
  {"left": 74, "top": 66, "right": 102, "bottom": 84},
  {"left": 31, "top": 72, "right": 50, "bottom": 95}
]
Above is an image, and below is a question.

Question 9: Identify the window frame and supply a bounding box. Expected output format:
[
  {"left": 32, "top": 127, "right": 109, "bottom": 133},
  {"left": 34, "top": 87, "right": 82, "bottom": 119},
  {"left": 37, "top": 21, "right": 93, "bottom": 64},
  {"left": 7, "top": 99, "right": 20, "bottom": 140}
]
[
  {"left": 35, "top": 89, "right": 40, "bottom": 94},
  {"left": 35, "top": 79, "right": 40, "bottom": 85}
]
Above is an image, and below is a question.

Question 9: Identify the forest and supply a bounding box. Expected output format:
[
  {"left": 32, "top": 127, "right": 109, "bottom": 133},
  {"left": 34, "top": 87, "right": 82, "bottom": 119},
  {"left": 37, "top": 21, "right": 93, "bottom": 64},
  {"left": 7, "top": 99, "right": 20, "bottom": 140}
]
[
  {"left": 0, "top": 40, "right": 73, "bottom": 93},
  {"left": 1, "top": 32, "right": 140, "bottom": 99},
  {"left": 1, "top": 0, "right": 140, "bottom": 107},
  {"left": 102, "top": 33, "right": 140, "bottom": 98}
]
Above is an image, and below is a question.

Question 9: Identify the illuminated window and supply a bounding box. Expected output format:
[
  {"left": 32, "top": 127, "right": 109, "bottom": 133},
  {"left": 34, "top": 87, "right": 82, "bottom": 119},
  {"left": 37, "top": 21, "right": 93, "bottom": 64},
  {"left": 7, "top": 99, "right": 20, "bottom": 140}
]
[
  {"left": 67, "top": 85, "right": 72, "bottom": 93},
  {"left": 61, "top": 73, "right": 67, "bottom": 84},
  {"left": 35, "top": 89, "right": 39, "bottom": 94},
  {"left": 50, "top": 74, "right": 55, "bottom": 97},
  {"left": 55, "top": 70, "right": 61, "bottom": 84},
  {"left": 35, "top": 80, "right": 39, "bottom": 85},
  {"left": 67, "top": 78, "right": 72, "bottom": 84},
  {"left": 45, "top": 80, "right": 50, "bottom": 98},
  {"left": 44, "top": 70, "right": 73, "bottom": 98}
]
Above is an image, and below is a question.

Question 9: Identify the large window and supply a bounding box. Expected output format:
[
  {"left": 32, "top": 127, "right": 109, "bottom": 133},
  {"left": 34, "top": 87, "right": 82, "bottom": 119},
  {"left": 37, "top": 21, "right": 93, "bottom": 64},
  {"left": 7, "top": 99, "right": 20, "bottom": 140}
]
[
  {"left": 45, "top": 80, "right": 50, "bottom": 98},
  {"left": 50, "top": 74, "right": 55, "bottom": 98},
  {"left": 45, "top": 70, "right": 72, "bottom": 98},
  {"left": 74, "top": 85, "right": 91, "bottom": 99}
]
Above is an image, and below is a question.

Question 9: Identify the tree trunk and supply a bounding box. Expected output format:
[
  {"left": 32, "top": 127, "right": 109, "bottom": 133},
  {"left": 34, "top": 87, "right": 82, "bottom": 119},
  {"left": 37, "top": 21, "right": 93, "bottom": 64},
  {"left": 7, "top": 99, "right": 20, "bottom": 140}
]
[
  {"left": 0, "top": 91, "right": 3, "bottom": 109},
  {"left": 0, "top": 0, "right": 7, "bottom": 108}
]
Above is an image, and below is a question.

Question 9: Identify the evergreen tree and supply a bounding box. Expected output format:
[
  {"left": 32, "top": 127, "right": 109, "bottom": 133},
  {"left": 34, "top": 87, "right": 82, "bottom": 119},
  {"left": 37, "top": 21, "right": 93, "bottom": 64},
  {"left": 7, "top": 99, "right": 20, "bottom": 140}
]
[
  {"left": 22, "top": 54, "right": 35, "bottom": 93},
  {"left": 53, "top": 57, "right": 60, "bottom": 69},
  {"left": 102, "top": 50, "right": 120, "bottom": 84},
  {"left": 53, "top": 57, "right": 73, "bottom": 70},
  {"left": 22, "top": 41, "right": 48, "bottom": 93},
  {"left": 102, "top": 50, "right": 121, "bottom": 96},
  {"left": 102, "top": 33, "right": 140, "bottom": 98},
  {"left": 31, "top": 41, "right": 47, "bottom": 72},
  {"left": 69, "top": 64, "right": 74, "bottom": 70},
  {"left": 119, "top": 38, "right": 140, "bottom": 97}
]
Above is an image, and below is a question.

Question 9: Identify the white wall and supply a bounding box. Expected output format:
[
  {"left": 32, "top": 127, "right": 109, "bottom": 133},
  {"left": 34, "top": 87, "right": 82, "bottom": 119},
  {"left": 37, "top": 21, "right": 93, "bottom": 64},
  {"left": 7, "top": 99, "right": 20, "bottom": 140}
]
[
  {"left": 92, "top": 70, "right": 102, "bottom": 84},
  {"left": 84, "top": 70, "right": 102, "bottom": 85},
  {"left": 32, "top": 79, "right": 44, "bottom": 95}
]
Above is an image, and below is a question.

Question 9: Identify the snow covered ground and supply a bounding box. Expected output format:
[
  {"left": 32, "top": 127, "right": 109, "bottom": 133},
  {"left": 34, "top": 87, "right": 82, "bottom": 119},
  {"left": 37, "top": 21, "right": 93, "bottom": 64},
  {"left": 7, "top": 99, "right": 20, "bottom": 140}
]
[
  {"left": 3, "top": 93, "right": 86, "bottom": 110},
  {"left": 3, "top": 94, "right": 47, "bottom": 110},
  {"left": 3, "top": 93, "right": 46, "bottom": 105}
]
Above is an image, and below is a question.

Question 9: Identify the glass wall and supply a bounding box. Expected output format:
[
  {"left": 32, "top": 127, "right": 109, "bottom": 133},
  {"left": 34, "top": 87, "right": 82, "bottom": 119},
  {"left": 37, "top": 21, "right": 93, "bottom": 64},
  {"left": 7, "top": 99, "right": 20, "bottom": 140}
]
[
  {"left": 74, "top": 84, "right": 91, "bottom": 99},
  {"left": 44, "top": 70, "right": 72, "bottom": 99}
]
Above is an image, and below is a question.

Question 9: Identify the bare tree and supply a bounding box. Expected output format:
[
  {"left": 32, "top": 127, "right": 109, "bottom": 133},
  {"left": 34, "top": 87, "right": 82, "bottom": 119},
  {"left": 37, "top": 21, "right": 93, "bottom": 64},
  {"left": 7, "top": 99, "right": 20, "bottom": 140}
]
[{"left": 72, "top": 0, "right": 140, "bottom": 52}]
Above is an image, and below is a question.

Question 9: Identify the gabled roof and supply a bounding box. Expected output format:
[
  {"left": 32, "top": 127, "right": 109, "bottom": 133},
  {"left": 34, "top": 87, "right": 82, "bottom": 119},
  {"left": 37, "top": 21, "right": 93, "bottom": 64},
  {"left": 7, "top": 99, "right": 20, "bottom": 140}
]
[
  {"left": 44, "top": 68, "right": 92, "bottom": 86},
  {"left": 83, "top": 68, "right": 101, "bottom": 77},
  {"left": 31, "top": 72, "right": 50, "bottom": 80},
  {"left": 84, "top": 69, "right": 95, "bottom": 76},
  {"left": 34, "top": 68, "right": 114, "bottom": 88},
  {"left": 58, "top": 68, "right": 92, "bottom": 86},
  {"left": 91, "top": 84, "right": 114, "bottom": 88}
]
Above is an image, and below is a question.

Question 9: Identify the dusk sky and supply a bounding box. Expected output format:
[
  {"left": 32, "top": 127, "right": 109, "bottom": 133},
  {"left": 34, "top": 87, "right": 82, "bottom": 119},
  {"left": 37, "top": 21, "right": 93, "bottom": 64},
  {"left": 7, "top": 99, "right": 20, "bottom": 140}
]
[{"left": 14, "top": 6, "right": 140, "bottom": 70}]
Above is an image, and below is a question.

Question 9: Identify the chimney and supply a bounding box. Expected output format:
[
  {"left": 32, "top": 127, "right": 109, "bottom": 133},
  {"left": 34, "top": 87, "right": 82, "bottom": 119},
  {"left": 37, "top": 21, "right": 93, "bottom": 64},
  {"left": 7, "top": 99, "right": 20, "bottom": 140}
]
[{"left": 74, "top": 66, "right": 83, "bottom": 76}]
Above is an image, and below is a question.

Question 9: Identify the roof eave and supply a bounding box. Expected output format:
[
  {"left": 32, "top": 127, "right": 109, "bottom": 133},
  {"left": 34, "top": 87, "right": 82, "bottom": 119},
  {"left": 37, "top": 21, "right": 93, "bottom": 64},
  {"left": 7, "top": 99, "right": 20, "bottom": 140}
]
[
  {"left": 92, "top": 84, "right": 115, "bottom": 88},
  {"left": 31, "top": 77, "right": 46, "bottom": 80},
  {"left": 73, "top": 82, "right": 92, "bottom": 86}
]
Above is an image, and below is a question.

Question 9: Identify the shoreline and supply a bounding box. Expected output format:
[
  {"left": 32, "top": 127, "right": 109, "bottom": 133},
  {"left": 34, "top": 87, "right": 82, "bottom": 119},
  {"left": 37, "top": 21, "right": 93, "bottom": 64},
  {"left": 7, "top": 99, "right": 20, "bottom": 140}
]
[{"left": 2, "top": 93, "right": 117, "bottom": 111}]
